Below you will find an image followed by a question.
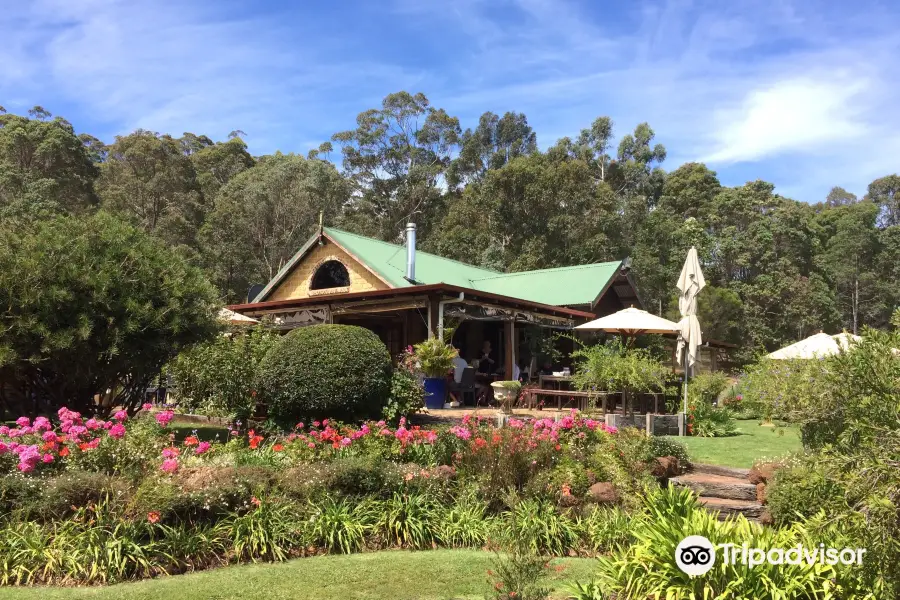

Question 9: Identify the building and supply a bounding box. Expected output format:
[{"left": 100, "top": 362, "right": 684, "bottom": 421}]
[{"left": 228, "top": 224, "right": 642, "bottom": 377}]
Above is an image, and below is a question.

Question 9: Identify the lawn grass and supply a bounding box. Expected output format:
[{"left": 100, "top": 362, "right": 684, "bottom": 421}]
[
  {"left": 168, "top": 422, "right": 229, "bottom": 443},
  {"left": 0, "top": 550, "right": 598, "bottom": 600},
  {"left": 664, "top": 419, "right": 802, "bottom": 468}
]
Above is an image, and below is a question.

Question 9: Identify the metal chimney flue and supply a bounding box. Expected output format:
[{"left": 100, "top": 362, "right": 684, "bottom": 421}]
[{"left": 405, "top": 222, "right": 416, "bottom": 282}]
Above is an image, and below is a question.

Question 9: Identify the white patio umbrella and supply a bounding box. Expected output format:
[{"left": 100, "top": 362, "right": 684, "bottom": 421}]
[
  {"left": 218, "top": 307, "right": 259, "bottom": 325},
  {"left": 768, "top": 332, "right": 860, "bottom": 359},
  {"left": 575, "top": 307, "right": 681, "bottom": 337},
  {"left": 676, "top": 247, "right": 705, "bottom": 416}
]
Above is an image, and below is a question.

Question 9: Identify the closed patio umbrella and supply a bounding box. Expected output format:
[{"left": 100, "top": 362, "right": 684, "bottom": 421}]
[{"left": 676, "top": 247, "right": 705, "bottom": 416}]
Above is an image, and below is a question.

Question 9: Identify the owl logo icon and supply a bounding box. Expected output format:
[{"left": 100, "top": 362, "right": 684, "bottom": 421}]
[{"left": 675, "top": 535, "right": 716, "bottom": 576}]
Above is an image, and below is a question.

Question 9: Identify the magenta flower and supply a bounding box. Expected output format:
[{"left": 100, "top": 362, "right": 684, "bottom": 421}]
[
  {"left": 155, "top": 411, "right": 174, "bottom": 427},
  {"left": 85, "top": 418, "right": 101, "bottom": 431},
  {"left": 42, "top": 454, "right": 54, "bottom": 464},
  {"left": 108, "top": 423, "right": 126, "bottom": 439},
  {"left": 195, "top": 441, "right": 211, "bottom": 455},
  {"left": 113, "top": 410, "right": 128, "bottom": 421},
  {"left": 42, "top": 431, "right": 58, "bottom": 443},
  {"left": 307, "top": 442, "right": 315, "bottom": 449},
  {"left": 340, "top": 437, "right": 351, "bottom": 447},
  {"left": 142, "top": 402, "right": 153, "bottom": 411},
  {"left": 0, "top": 442, "right": 8, "bottom": 455},
  {"left": 15, "top": 416, "right": 30, "bottom": 427},
  {"left": 161, "top": 447, "right": 179, "bottom": 459},
  {"left": 160, "top": 458, "right": 179, "bottom": 473},
  {"left": 33, "top": 417, "right": 51, "bottom": 431}
]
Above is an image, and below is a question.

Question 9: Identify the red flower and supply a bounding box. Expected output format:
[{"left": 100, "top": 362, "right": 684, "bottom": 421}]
[
  {"left": 273, "top": 443, "right": 284, "bottom": 452},
  {"left": 58, "top": 446, "right": 70, "bottom": 458},
  {"left": 147, "top": 511, "right": 161, "bottom": 524},
  {"left": 249, "top": 433, "right": 263, "bottom": 449},
  {"left": 251, "top": 496, "right": 261, "bottom": 507},
  {"left": 555, "top": 444, "right": 562, "bottom": 451},
  {"left": 184, "top": 436, "right": 199, "bottom": 447}
]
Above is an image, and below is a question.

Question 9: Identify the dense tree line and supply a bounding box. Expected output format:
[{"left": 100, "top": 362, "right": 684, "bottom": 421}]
[{"left": 2, "top": 94, "right": 898, "bottom": 361}]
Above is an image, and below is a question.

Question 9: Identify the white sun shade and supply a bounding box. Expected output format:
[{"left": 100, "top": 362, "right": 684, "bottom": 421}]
[{"left": 575, "top": 307, "right": 681, "bottom": 335}]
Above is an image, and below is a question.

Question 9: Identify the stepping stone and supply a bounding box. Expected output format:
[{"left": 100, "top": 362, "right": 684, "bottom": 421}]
[{"left": 671, "top": 472, "right": 758, "bottom": 502}]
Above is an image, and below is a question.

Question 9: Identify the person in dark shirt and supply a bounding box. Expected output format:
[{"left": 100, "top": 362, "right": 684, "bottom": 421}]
[{"left": 477, "top": 340, "right": 495, "bottom": 374}]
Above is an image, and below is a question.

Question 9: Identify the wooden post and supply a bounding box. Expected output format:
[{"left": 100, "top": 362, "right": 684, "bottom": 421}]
[
  {"left": 504, "top": 320, "right": 514, "bottom": 380},
  {"left": 427, "top": 296, "right": 440, "bottom": 339}
]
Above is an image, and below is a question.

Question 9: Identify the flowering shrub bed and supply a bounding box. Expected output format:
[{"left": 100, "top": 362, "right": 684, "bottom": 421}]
[{"left": 0, "top": 406, "right": 679, "bottom": 585}]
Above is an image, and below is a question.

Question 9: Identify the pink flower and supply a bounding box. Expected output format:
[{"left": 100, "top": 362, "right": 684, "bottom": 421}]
[
  {"left": 42, "top": 454, "right": 54, "bottom": 464},
  {"left": 307, "top": 442, "right": 315, "bottom": 449},
  {"left": 0, "top": 425, "right": 8, "bottom": 436},
  {"left": 113, "top": 410, "right": 128, "bottom": 421},
  {"left": 108, "top": 423, "right": 126, "bottom": 439},
  {"left": 42, "top": 431, "right": 58, "bottom": 443},
  {"left": 160, "top": 458, "right": 179, "bottom": 473},
  {"left": 312, "top": 421, "right": 321, "bottom": 428},
  {"left": 142, "top": 402, "right": 153, "bottom": 411},
  {"left": 33, "top": 417, "right": 51, "bottom": 431},
  {"left": 340, "top": 437, "right": 351, "bottom": 447},
  {"left": 155, "top": 411, "right": 174, "bottom": 427},
  {"left": 85, "top": 418, "right": 102, "bottom": 430},
  {"left": 15, "top": 417, "right": 30, "bottom": 427},
  {"left": 0, "top": 442, "right": 8, "bottom": 455},
  {"left": 296, "top": 422, "right": 305, "bottom": 429},
  {"left": 322, "top": 419, "right": 329, "bottom": 426},
  {"left": 17, "top": 462, "right": 35, "bottom": 473},
  {"left": 162, "top": 447, "right": 180, "bottom": 459},
  {"left": 195, "top": 441, "right": 211, "bottom": 455}
]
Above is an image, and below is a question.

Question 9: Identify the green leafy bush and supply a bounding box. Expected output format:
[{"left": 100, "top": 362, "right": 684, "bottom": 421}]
[
  {"left": 765, "top": 457, "right": 848, "bottom": 525},
  {"left": 486, "top": 548, "right": 551, "bottom": 600},
  {"left": 572, "top": 340, "right": 668, "bottom": 414},
  {"left": 306, "top": 496, "right": 371, "bottom": 554},
  {"left": 569, "top": 486, "right": 876, "bottom": 600},
  {"left": 170, "top": 326, "right": 279, "bottom": 420},
  {"left": 256, "top": 324, "right": 392, "bottom": 425},
  {"left": 499, "top": 498, "right": 579, "bottom": 556},
  {"left": 0, "top": 212, "right": 219, "bottom": 417},
  {"left": 646, "top": 436, "right": 690, "bottom": 466},
  {"left": 382, "top": 368, "right": 425, "bottom": 424},
  {"left": 688, "top": 371, "right": 730, "bottom": 404},
  {"left": 687, "top": 397, "right": 737, "bottom": 437}
]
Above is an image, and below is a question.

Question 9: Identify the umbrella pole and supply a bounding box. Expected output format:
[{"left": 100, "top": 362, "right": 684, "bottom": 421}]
[{"left": 682, "top": 348, "right": 688, "bottom": 428}]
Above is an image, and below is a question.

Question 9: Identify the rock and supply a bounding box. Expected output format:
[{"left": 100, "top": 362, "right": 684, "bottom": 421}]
[
  {"left": 652, "top": 456, "right": 681, "bottom": 478},
  {"left": 749, "top": 461, "right": 781, "bottom": 485},
  {"left": 756, "top": 483, "right": 767, "bottom": 504},
  {"left": 587, "top": 482, "right": 620, "bottom": 504}
]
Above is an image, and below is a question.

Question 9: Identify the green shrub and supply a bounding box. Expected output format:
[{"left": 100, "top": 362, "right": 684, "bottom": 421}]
[
  {"left": 373, "top": 491, "right": 439, "bottom": 549},
  {"left": 169, "top": 325, "right": 279, "bottom": 420},
  {"left": 486, "top": 548, "right": 551, "bottom": 600},
  {"left": 688, "top": 371, "right": 730, "bottom": 404},
  {"left": 382, "top": 368, "right": 425, "bottom": 424},
  {"left": 436, "top": 489, "right": 493, "bottom": 548},
  {"left": 578, "top": 506, "right": 639, "bottom": 554},
  {"left": 226, "top": 498, "right": 300, "bottom": 562},
  {"left": 687, "top": 398, "right": 737, "bottom": 437},
  {"left": 256, "top": 324, "right": 392, "bottom": 425},
  {"left": 765, "top": 458, "right": 848, "bottom": 525},
  {"left": 499, "top": 498, "right": 579, "bottom": 556},
  {"left": 324, "top": 457, "right": 398, "bottom": 498},
  {"left": 27, "top": 471, "right": 130, "bottom": 520},
  {"left": 569, "top": 486, "right": 875, "bottom": 600},
  {"left": 306, "top": 496, "right": 371, "bottom": 554},
  {"left": 413, "top": 337, "right": 458, "bottom": 377},
  {"left": 0, "top": 211, "right": 219, "bottom": 416},
  {"left": 68, "top": 413, "right": 167, "bottom": 479},
  {"left": 646, "top": 436, "right": 690, "bottom": 465}
]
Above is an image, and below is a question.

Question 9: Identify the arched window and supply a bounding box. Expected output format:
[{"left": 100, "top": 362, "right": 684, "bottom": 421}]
[{"left": 310, "top": 260, "right": 350, "bottom": 290}]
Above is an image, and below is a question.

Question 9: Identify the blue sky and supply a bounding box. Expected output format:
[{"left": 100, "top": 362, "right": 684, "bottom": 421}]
[{"left": 2, "top": 0, "right": 899, "bottom": 203}]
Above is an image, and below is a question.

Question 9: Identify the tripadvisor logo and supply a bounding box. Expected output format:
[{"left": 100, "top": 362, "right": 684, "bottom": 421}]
[{"left": 675, "top": 536, "right": 866, "bottom": 575}]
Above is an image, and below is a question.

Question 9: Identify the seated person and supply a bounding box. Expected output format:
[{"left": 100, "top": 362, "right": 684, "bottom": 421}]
[
  {"left": 477, "top": 340, "right": 495, "bottom": 374},
  {"left": 451, "top": 348, "right": 469, "bottom": 383},
  {"left": 539, "top": 360, "right": 554, "bottom": 376}
]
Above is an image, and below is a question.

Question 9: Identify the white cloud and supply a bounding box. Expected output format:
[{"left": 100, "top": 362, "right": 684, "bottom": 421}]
[{"left": 702, "top": 76, "right": 871, "bottom": 164}]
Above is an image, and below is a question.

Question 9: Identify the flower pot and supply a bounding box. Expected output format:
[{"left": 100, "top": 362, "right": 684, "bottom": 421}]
[
  {"left": 491, "top": 382, "right": 517, "bottom": 414},
  {"left": 423, "top": 377, "right": 447, "bottom": 410}
]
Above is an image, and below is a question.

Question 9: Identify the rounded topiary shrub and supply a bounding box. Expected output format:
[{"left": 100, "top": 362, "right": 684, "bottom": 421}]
[{"left": 257, "top": 324, "right": 392, "bottom": 425}]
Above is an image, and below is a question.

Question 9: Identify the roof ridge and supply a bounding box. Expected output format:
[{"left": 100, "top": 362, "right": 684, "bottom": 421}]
[
  {"left": 325, "top": 226, "right": 502, "bottom": 275},
  {"left": 471, "top": 261, "right": 622, "bottom": 282}
]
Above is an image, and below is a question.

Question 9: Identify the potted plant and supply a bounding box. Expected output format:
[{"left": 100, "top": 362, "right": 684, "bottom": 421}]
[
  {"left": 413, "top": 337, "right": 458, "bottom": 410},
  {"left": 491, "top": 380, "right": 522, "bottom": 414}
]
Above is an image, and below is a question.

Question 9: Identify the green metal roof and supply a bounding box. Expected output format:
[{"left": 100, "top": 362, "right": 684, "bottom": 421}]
[
  {"left": 324, "top": 227, "right": 499, "bottom": 288},
  {"left": 469, "top": 262, "right": 622, "bottom": 307},
  {"left": 258, "top": 226, "right": 623, "bottom": 307}
]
